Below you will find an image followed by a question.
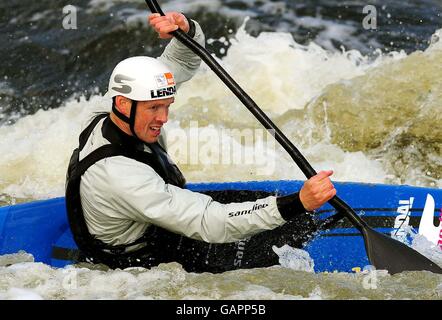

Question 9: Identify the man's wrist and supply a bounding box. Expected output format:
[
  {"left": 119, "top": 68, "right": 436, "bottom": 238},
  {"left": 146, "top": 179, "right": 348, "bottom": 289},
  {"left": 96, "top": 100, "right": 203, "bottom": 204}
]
[
  {"left": 182, "top": 14, "right": 196, "bottom": 38},
  {"left": 276, "top": 192, "right": 312, "bottom": 221}
]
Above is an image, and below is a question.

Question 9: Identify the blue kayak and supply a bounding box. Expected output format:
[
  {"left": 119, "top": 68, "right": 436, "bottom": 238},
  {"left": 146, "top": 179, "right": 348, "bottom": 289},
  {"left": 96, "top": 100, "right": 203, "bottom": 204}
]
[{"left": 0, "top": 180, "right": 441, "bottom": 273}]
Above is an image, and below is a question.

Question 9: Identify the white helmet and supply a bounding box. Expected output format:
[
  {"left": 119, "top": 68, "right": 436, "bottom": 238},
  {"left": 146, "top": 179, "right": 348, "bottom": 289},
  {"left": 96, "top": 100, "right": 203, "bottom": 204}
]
[
  {"left": 107, "top": 56, "right": 176, "bottom": 140},
  {"left": 107, "top": 56, "right": 176, "bottom": 101}
]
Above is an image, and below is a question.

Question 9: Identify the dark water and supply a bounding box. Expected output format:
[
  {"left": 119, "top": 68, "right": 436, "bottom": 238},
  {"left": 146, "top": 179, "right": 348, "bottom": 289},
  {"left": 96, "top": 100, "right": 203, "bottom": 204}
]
[{"left": 1, "top": 0, "right": 441, "bottom": 124}]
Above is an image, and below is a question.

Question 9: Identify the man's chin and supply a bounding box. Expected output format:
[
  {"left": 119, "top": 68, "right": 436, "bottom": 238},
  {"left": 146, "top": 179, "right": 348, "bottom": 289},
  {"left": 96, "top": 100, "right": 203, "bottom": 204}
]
[{"left": 143, "top": 136, "right": 159, "bottom": 144}]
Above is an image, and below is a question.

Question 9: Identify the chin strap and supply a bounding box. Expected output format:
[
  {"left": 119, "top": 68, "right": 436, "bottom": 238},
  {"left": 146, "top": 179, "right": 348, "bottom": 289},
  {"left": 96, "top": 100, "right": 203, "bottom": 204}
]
[
  {"left": 112, "top": 97, "right": 140, "bottom": 140},
  {"left": 112, "top": 97, "right": 129, "bottom": 122}
]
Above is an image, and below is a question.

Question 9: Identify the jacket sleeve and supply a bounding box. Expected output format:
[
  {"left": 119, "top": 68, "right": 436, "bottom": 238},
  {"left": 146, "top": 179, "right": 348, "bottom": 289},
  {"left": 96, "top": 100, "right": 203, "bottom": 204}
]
[
  {"left": 103, "top": 156, "right": 287, "bottom": 243},
  {"left": 157, "top": 20, "right": 205, "bottom": 86}
]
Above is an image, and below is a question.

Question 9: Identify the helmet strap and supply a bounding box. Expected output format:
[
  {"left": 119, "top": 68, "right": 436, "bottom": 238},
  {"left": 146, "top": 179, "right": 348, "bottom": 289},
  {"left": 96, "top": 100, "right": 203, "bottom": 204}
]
[
  {"left": 129, "top": 100, "right": 139, "bottom": 139},
  {"left": 111, "top": 97, "right": 140, "bottom": 140},
  {"left": 112, "top": 97, "right": 130, "bottom": 123}
]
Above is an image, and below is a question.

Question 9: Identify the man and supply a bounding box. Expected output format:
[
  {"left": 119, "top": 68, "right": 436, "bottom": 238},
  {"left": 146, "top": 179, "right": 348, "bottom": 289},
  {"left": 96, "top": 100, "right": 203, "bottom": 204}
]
[{"left": 65, "top": 12, "right": 337, "bottom": 273}]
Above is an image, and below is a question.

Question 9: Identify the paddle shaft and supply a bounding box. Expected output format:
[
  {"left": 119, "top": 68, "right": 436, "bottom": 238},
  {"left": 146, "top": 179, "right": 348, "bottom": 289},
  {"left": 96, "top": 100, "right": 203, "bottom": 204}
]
[{"left": 146, "top": 0, "right": 368, "bottom": 231}]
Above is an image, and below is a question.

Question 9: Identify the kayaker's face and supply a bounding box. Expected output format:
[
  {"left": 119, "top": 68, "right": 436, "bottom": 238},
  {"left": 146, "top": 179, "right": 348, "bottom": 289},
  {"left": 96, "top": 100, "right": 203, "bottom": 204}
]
[{"left": 134, "top": 97, "right": 174, "bottom": 143}]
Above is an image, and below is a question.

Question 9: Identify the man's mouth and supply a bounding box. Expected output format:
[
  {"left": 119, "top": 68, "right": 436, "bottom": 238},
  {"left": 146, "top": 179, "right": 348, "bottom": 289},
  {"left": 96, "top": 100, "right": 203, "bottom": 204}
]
[{"left": 149, "top": 126, "right": 162, "bottom": 135}]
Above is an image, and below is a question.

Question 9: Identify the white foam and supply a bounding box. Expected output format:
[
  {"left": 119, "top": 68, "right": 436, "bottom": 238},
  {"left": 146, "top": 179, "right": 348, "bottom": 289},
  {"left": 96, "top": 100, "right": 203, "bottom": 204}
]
[
  {"left": 296, "top": 15, "right": 382, "bottom": 52},
  {"left": 87, "top": 0, "right": 223, "bottom": 16},
  {"left": 429, "top": 28, "right": 442, "bottom": 50},
  {"left": 0, "top": 95, "right": 110, "bottom": 199},
  {"left": 411, "top": 233, "right": 442, "bottom": 267},
  {"left": 176, "top": 19, "right": 403, "bottom": 116},
  {"left": 29, "top": 10, "right": 52, "bottom": 22},
  {"left": 272, "top": 245, "right": 315, "bottom": 272},
  {"left": 87, "top": 0, "right": 131, "bottom": 13},
  {"left": 0, "top": 287, "right": 43, "bottom": 300}
]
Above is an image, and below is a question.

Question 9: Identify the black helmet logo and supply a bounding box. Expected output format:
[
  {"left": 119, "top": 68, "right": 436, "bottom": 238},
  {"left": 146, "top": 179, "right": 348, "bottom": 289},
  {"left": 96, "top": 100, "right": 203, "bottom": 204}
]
[{"left": 112, "top": 74, "right": 135, "bottom": 94}]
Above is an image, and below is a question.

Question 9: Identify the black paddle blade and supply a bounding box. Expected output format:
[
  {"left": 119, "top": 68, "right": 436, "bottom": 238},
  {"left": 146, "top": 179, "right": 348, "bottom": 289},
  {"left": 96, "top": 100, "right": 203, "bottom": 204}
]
[{"left": 363, "top": 227, "right": 442, "bottom": 274}]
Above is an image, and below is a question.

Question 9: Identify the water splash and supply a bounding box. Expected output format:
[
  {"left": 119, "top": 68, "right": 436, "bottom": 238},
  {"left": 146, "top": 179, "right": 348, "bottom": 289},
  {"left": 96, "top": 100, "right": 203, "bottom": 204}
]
[{"left": 272, "top": 244, "right": 315, "bottom": 272}]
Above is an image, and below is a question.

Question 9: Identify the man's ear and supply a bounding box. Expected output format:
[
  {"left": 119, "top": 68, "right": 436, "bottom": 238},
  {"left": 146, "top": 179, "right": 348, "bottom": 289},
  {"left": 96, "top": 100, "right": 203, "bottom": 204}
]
[{"left": 115, "top": 96, "right": 131, "bottom": 116}]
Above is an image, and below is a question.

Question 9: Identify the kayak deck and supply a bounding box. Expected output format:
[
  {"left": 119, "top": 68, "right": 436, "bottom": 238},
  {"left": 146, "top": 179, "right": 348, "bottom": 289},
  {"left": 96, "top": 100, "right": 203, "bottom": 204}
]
[{"left": 0, "top": 180, "right": 440, "bottom": 272}]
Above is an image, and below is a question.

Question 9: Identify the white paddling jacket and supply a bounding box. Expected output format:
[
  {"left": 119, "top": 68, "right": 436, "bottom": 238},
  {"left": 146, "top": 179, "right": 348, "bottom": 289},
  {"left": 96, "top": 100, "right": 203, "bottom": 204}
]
[{"left": 66, "top": 20, "right": 307, "bottom": 268}]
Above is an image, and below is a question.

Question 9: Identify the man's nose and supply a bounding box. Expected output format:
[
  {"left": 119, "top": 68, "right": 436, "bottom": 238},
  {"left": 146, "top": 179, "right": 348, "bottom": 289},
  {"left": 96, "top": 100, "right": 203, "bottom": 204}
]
[{"left": 156, "top": 108, "right": 168, "bottom": 123}]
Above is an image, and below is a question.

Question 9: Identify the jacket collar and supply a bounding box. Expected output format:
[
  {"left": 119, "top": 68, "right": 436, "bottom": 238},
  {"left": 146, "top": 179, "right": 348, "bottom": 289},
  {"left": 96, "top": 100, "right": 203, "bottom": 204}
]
[{"left": 102, "top": 115, "right": 150, "bottom": 153}]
